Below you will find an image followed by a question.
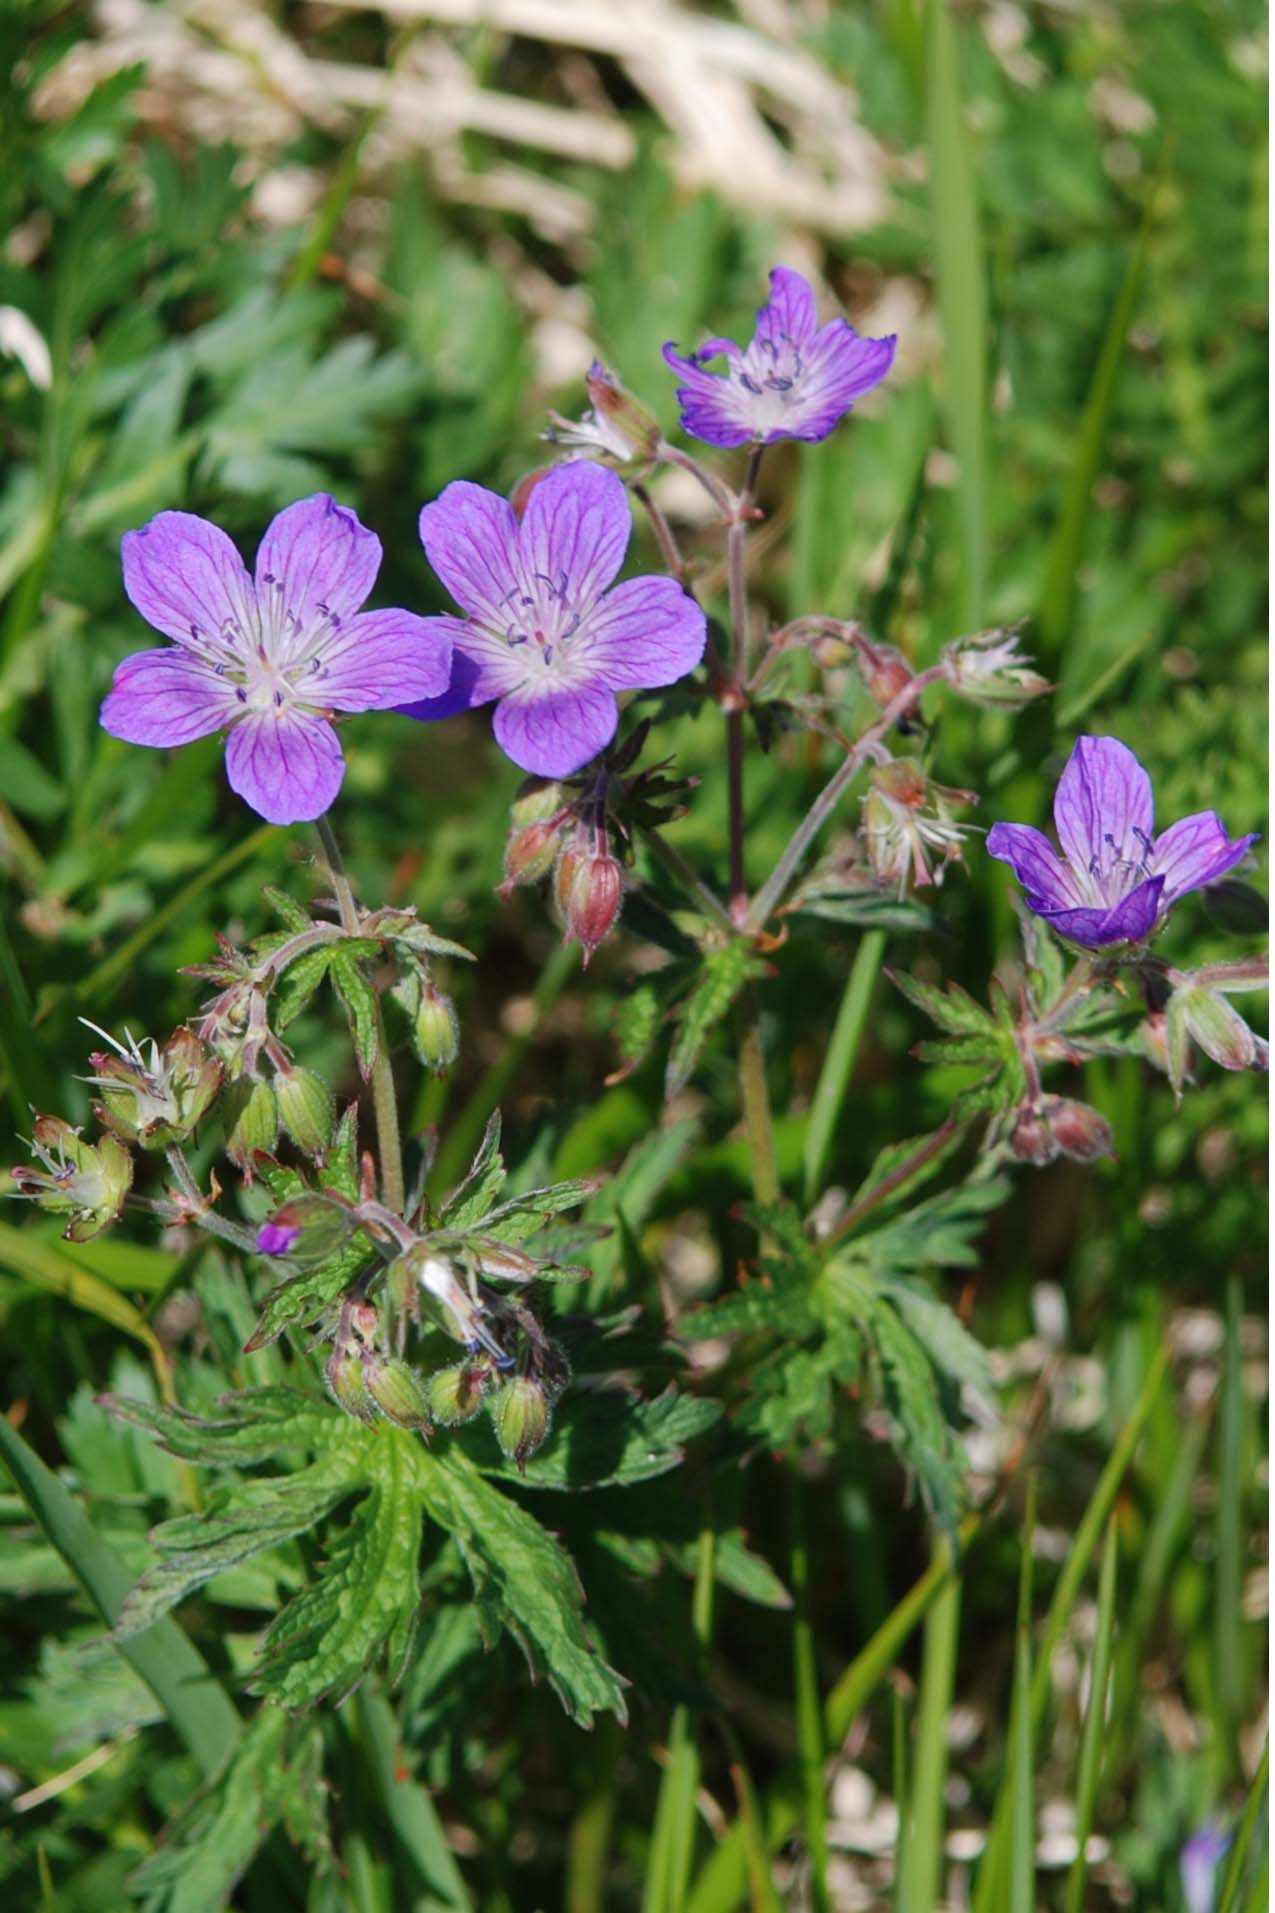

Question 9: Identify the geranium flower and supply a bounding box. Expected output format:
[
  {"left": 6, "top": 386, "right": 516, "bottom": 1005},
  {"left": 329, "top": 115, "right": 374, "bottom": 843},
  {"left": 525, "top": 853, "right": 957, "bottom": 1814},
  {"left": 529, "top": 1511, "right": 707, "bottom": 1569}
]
[
  {"left": 396, "top": 460, "right": 706, "bottom": 778},
  {"left": 102, "top": 496, "right": 453, "bottom": 824},
  {"left": 661, "top": 266, "right": 896, "bottom": 449},
  {"left": 987, "top": 735, "right": 1257, "bottom": 948}
]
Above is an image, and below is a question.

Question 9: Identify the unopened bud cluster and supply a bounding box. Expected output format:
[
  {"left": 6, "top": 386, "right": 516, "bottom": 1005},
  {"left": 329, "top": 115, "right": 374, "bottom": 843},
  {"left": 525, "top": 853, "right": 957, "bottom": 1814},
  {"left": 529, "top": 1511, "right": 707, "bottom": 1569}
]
[
  {"left": 1009, "top": 1096, "right": 1114, "bottom": 1167},
  {"left": 501, "top": 778, "right": 624, "bottom": 965}
]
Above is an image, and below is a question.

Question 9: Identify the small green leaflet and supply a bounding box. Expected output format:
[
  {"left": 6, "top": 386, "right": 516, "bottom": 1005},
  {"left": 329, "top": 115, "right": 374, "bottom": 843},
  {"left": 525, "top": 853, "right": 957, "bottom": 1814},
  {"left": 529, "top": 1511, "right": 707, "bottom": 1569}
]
[
  {"left": 666, "top": 939, "right": 767, "bottom": 1099},
  {"left": 452, "top": 1387, "right": 721, "bottom": 1492}
]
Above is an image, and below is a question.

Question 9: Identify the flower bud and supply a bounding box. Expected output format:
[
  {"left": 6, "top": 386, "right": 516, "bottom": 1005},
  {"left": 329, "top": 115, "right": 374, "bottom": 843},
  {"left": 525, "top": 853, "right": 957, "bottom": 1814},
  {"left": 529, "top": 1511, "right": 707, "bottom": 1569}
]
[
  {"left": 501, "top": 818, "right": 566, "bottom": 896},
  {"left": 10, "top": 1117, "right": 133, "bottom": 1242},
  {"left": 364, "top": 1356, "right": 432, "bottom": 1430},
  {"left": 863, "top": 647, "right": 914, "bottom": 710},
  {"left": 223, "top": 1077, "right": 278, "bottom": 1178},
  {"left": 555, "top": 844, "right": 624, "bottom": 965},
  {"left": 510, "top": 467, "right": 554, "bottom": 519},
  {"left": 426, "top": 1359, "right": 492, "bottom": 1425},
  {"left": 413, "top": 985, "right": 460, "bottom": 1075},
  {"left": 490, "top": 1374, "right": 552, "bottom": 1472},
  {"left": 326, "top": 1346, "right": 375, "bottom": 1422},
  {"left": 256, "top": 1191, "right": 356, "bottom": 1263},
  {"left": 1043, "top": 1097, "right": 1115, "bottom": 1163},
  {"left": 1175, "top": 985, "right": 1265, "bottom": 1075},
  {"left": 943, "top": 627, "right": 1051, "bottom": 709},
  {"left": 511, "top": 779, "right": 569, "bottom": 829},
  {"left": 274, "top": 1065, "right": 334, "bottom": 1160},
  {"left": 87, "top": 1024, "right": 222, "bottom": 1150},
  {"left": 1009, "top": 1104, "right": 1059, "bottom": 1166}
]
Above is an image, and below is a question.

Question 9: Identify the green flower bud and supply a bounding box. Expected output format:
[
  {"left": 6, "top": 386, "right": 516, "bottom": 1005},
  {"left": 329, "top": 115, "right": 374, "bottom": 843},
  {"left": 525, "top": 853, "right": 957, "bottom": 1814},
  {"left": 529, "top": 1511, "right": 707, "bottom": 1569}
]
[
  {"left": 1177, "top": 986, "right": 1264, "bottom": 1074},
  {"left": 426, "top": 1359, "right": 492, "bottom": 1426},
  {"left": 274, "top": 1065, "right": 335, "bottom": 1159},
  {"left": 326, "top": 1347, "right": 375, "bottom": 1422},
  {"left": 510, "top": 779, "right": 569, "bottom": 829},
  {"left": 413, "top": 985, "right": 460, "bottom": 1075},
  {"left": 364, "top": 1357, "right": 432, "bottom": 1430},
  {"left": 10, "top": 1116, "right": 133, "bottom": 1242},
  {"left": 223, "top": 1077, "right": 278, "bottom": 1178},
  {"left": 490, "top": 1374, "right": 552, "bottom": 1473},
  {"left": 86, "top": 1024, "right": 223, "bottom": 1151}
]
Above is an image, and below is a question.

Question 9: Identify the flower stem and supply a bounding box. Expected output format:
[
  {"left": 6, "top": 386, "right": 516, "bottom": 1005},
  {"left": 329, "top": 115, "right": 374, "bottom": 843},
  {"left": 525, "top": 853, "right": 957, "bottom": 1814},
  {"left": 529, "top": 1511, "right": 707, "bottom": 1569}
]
[
  {"left": 791, "top": 1473, "right": 830, "bottom": 1913},
  {"left": 746, "top": 663, "right": 948, "bottom": 934},
  {"left": 633, "top": 480, "right": 689, "bottom": 583},
  {"left": 160, "top": 1149, "right": 263, "bottom": 1255},
  {"left": 734, "top": 989, "right": 780, "bottom": 1206},
  {"left": 314, "top": 813, "right": 406, "bottom": 1217},
  {"left": 639, "top": 826, "right": 736, "bottom": 937}
]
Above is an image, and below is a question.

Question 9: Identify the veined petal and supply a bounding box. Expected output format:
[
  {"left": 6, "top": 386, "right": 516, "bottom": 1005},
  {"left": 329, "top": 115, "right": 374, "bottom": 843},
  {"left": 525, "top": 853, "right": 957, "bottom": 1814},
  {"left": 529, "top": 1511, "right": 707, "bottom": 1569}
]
[
  {"left": 576, "top": 576, "right": 707, "bottom": 691},
  {"left": 319, "top": 610, "right": 454, "bottom": 711},
  {"left": 1035, "top": 874, "right": 1164, "bottom": 949},
  {"left": 100, "top": 649, "right": 239, "bottom": 747},
  {"left": 782, "top": 324, "right": 897, "bottom": 441},
  {"left": 122, "top": 511, "right": 253, "bottom": 651},
  {"left": 517, "top": 460, "right": 631, "bottom": 611},
  {"left": 419, "top": 482, "right": 521, "bottom": 628},
  {"left": 1149, "top": 812, "right": 1258, "bottom": 903},
  {"left": 754, "top": 267, "right": 819, "bottom": 351},
  {"left": 225, "top": 709, "right": 344, "bottom": 825},
  {"left": 985, "top": 822, "right": 1082, "bottom": 907},
  {"left": 661, "top": 344, "right": 756, "bottom": 449},
  {"left": 1053, "top": 735, "right": 1154, "bottom": 877},
  {"left": 254, "top": 494, "right": 381, "bottom": 635},
  {"left": 491, "top": 679, "right": 618, "bottom": 778}
]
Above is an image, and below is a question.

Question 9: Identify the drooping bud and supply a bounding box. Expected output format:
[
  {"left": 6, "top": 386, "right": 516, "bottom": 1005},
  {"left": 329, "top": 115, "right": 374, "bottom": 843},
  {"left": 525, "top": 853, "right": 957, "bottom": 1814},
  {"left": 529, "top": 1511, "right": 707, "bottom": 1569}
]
[
  {"left": 10, "top": 1117, "right": 133, "bottom": 1242},
  {"left": 85, "top": 1024, "right": 223, "bottom": 1151},
  {"left": 1174, "top": 986, "right": 1266, "bottom": 1075},
  {"left": 413, "top": 985, "right": 460, "bottom": 1075},
  {"left": 862, "top": 760, "right": 974, "bottom": 895},
  {"left": 544, "top": 361, "right": 661, "bottom": 465},
  {"left": 555, "top": 840, "right": 624, "bottom": 965},
  {"left": 1043, "top": 1097, "right": 1115, "bottom": 1162},
  {"left": 274, "top": 1065, "right": 335, "bottom": 1160},
  {"left": 861, "top": 643, "right": 914, "bottom": 711},
  {"left": 490, "top": 1373, "right": 552, "bottom": 1472},
  {"left": 223, "top": 1077, "right": 278, "bottom": 1178},
  {"left": 426, "top": 1359, "right": 493, "bottom": 1425},
  {"left": 943, "top": 626, "right": 1051, "bottom": 709},
  {"left": 364, "top": 1356, "right": 432, "bottom": 1430},
  {"left": 502, "top": 818, "right": 567, "bottom": 895},
  {"left": 256, "top": 1191, "right": 356, "bottom": 1264}
]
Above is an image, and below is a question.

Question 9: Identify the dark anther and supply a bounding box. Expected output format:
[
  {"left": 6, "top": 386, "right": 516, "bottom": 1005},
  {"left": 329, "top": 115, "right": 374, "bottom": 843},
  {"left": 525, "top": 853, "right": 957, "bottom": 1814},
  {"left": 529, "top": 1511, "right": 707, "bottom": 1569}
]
[{"left": 739, "top": 373, "right": 763, "bottom": 395}]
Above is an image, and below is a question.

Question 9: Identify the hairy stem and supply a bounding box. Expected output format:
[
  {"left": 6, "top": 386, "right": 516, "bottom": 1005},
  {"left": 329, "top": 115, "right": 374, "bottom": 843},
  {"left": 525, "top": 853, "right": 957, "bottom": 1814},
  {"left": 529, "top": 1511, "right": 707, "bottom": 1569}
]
[
  {"left": 314, "top": 813, "right": 405, "bottom": 1216},
  {"left": 160, "top": 1149, "right": 263, "bottom": 1255},
  {"left": 633, "top": 480, "right": 689, "bottom": 583},
  {"left": 746, "top": 663, "right": 948, "bottom": 934}
]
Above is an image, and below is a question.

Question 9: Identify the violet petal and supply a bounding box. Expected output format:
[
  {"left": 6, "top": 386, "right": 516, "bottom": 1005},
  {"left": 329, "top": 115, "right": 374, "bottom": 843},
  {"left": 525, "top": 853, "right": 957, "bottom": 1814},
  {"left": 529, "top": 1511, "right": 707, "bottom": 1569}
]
[
  {"left": 253, "top": 494, "right": 381, "bottom": 632},
  {"left": 986, "top": 821, "right": 1082, "bottom": 908},
  {"left": 224, "top": 709, "right": 345, "bottom": 825},
  {"left": 1150, "top": 811, "right": 1259, "bottom": 903},
  {"left": 1053, "top": 735, "right": 1155, "bottom": 876},
  {"left": 577, "top": 575, "right": 707, "bottom": 691},
  {"left": 491, "top": 678, "right": 619, "bottom": 778},
  {"left": 419, "top": 482, "right": 521, "bottom": 628},
  {"left": 319, "top": 609, "right": 454, "bottom": 711},
  {"left": 517, "top": 460, "right": 631, "bottom": 610},
  {"left": 122, "top": 510, "right": 253, "bottom": 649},
  {"left": 100, "top": 648, "right": 239, "bottom": 747}
]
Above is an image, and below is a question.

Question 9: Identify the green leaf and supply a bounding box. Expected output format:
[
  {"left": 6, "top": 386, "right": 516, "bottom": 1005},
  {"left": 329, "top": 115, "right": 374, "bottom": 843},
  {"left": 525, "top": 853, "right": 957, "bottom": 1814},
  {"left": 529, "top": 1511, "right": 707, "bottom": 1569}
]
[
  {"left": 439, "top": 1111, "right": 506, "bottom": 1230},
  {"left": 129, "top": 1704, "right": 330, "bottom": 1913},
  {"left": 271, "top": 943, "right": 336, "bottom": 1029},
  {"left": 243, "top": 1239, "right": 376, "bottom": 1353},
  {"left": 103, "top": 1386, "right": 340, "bottom": 1466},
  {"left": 666, "top": 942, "right": 764, "bottom": 1098},
  {"left": 889, "top": 969, "right": 997, "bottom": 1037},
  {"left": 261, "top": 885, "right": 314, "bottom": 933},
  {"left": 419, "top": 1446, "right": 628, "bottom": 1726},
  {"left": 853, "top": 1177, "right": 1012, "bottom": 1273},
  {"left": 328, "top": 947, "right": 381, "bottom": 1076},
  {"left": 257, "top": 1427, "right": 427, "bottom": 1708},
  {"left": 611, "top": 980, "right": 662, "bottom": 1080},
  {"left": 0, "top": 733, "right": 65, "bottom": 820},
  {"left": 0, "top": 1220, "right": 169, "bottom": 1368},
  {"left": 869, "top": 1296, "right": 967, "bottom": 1535}
]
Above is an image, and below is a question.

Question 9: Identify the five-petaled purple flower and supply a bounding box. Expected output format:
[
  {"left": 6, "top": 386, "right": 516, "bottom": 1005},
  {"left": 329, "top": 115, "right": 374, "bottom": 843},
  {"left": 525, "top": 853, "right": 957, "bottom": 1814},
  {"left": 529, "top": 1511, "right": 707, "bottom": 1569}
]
[
  {"left": 102, "top": 496, "right": 453, "bottom": 825},
  {"left": 661, "top": 266, "right": 896, "bottom": 449},
  {"left": 396, "top": 460, "right": 707, "bottom": 778},
  {"left": 987, "top": 735, "right": 1257, "bottom": 949}
]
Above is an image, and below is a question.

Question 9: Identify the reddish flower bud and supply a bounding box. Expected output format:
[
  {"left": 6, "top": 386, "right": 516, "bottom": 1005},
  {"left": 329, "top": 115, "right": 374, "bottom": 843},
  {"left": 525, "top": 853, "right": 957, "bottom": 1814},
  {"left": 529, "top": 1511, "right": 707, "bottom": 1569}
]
[
  {"left": 501, "top": 818, "right": 566, "bottom": 895},
  {"left": 1042, "top": 1097, "right": 1115, "bottom": 1163},
  {"left": 864, "top": 649, "right": 914, "bottom": 710},
  {"left": 555, "top": 845, "right": 624, "bottom": 965},
  {"left": 1009, "top": 1105, "right": 1059, "bottom": 1166},
  {"left": 509, "top": 468, "right": 554, "bottom": 519}
]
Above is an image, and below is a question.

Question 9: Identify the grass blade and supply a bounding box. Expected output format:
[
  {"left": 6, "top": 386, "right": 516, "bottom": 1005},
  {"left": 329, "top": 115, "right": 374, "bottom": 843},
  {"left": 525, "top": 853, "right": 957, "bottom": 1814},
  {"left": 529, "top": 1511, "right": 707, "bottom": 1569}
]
[
  {"left": 925, "top": 0, "right": 988, "bottom": 628},
  {"left": 567, "top": 1718, "right": 622, "bottom": 1913},
  {"left": 802, "top": 930, "right": 886, "bottom": 1208},
  {"left": 1036, "top": 176, "right": 1159, "bottom": 662},
  {"left": 1064, "top": 1520, "right": 1119, "bottom": 1913},
  {"left": 790, "top": 1476, "right": 829, "bottom": 1910},
  {"left": 1215, "top": 1277, "right": 1246, "bottom": 1775},
  {"left": 897, "top": 1560, "right": 961, "bottom": 1913},
  {"left": 1217, "top": 1740, "right": 1269, "bottom": 1913},
  {"left": 353, "top": 1685, "right": 471, "bottom": 1911},
  {"left": 0, "top": 1412, "right": 240, "bottom": 1775},
  {"left": 644, "top": 1522, "right": 716, "bottom": 1913}
]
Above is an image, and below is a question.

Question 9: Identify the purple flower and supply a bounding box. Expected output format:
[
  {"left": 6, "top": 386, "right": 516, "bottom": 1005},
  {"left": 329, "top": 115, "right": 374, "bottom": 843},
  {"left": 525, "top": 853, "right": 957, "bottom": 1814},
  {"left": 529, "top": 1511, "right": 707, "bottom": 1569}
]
[
  {"left": 257, "top": 1221, "right": 301, "bottom": 1256},
  {"left": 661, "top": 266, "right": 896, "bottom": 449},
  {"left": 1181, "top": 1825, "right": 1231, "bottom": 1913},
  {"left": 396, "top": 460, "right": 707, "bottom": 778},
  {"left": 987, "top": 735, "right": 1258, "bottom": 949},
  {"left": 102, "top": 496, "right": 453, "bottom": 825}
]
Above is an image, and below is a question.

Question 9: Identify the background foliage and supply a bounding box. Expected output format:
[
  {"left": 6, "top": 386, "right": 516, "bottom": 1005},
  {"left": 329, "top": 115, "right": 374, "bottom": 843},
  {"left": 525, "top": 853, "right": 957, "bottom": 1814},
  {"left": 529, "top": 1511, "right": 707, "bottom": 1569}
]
[{"left": 0, "top": 1, "right": 1266, "bottom": 1908}]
